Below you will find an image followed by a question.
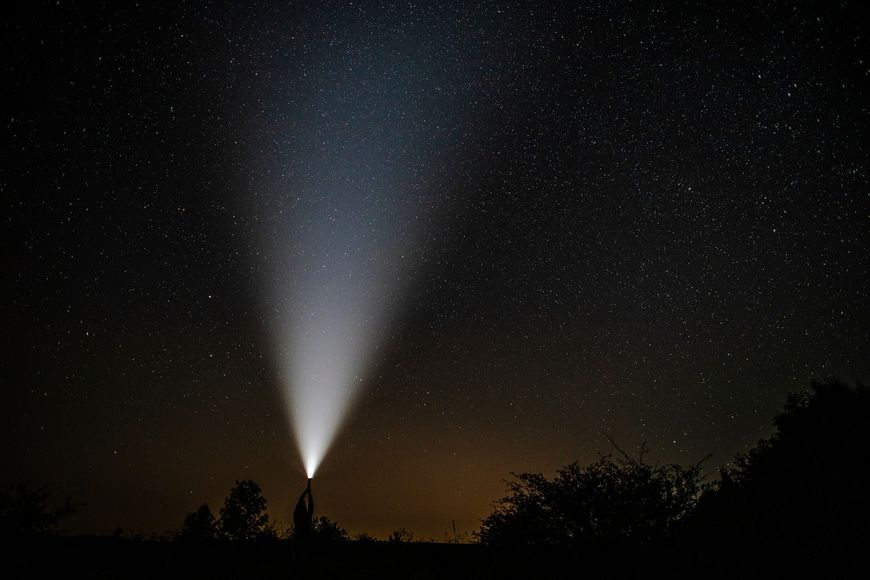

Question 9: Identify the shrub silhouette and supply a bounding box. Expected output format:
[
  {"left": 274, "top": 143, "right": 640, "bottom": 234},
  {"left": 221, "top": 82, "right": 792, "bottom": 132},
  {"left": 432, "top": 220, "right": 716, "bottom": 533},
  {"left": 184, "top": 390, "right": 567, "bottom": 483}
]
[
  {"left": 310, "top": 515, "right": 348, "bottom": 543},
  {"left": 0, "top": 482, "right": 75, "bottom": 540},
  {"left": 176, "top": 503, "right": 217, "bottom": 541},
  {"left": 477, "top": 441, "right": 703, "bottom": 548},
  {"left": 690, "top": 379, "right": 869, "bottom": 567},
  {"left": 387, "top": 527, "right": 415, "bottom": 543}
]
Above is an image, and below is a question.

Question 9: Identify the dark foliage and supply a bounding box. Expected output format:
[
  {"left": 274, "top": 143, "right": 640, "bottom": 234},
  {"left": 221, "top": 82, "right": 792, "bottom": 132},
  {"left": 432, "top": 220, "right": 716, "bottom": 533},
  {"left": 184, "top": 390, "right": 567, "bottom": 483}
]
[
  {"left": 0, "top": 482, "right": 75, "bottom": 540},
  {"left": 387, "top": 527, "right": 415, "bottom": 543},
  {"left": 688, "top": 379, "right": 869, "bottom": 572},
  {"left": 218, "top": 480, "right": 270, "bottom": 541},
  {"left": 475, "top": 379, "right": 868, "bottom": 576},
  {"left": 477, "top": 441, "right": 703, "bottom": 548},
  {"left": 311, "top": 515, "right": 349, "bottom": 543},
  {"left": 177, "top": 503, "right": 218, "bottom": 541}
]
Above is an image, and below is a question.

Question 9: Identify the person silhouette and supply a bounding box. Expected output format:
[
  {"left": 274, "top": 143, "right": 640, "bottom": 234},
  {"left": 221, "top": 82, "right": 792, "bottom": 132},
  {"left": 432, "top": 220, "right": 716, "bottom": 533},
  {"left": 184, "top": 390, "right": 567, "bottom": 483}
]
[
  {"left": 293, "top": 478, "right": 314, "bottom": 543},
  {"left": 289, "top": 478, "right": 315, "bottom": 573}
]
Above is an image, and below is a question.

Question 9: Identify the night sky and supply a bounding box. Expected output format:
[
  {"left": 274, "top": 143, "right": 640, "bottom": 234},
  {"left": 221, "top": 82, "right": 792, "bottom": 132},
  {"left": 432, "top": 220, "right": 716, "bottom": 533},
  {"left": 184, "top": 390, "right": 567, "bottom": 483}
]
[{"left": 4, "top": 1, "right": 868, "bottom": 540}]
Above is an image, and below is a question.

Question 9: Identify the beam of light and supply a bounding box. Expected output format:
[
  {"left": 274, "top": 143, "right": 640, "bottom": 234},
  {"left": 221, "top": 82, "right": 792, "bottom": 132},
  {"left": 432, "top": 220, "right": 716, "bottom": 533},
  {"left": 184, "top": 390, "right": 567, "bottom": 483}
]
[
  {"left": 249, "top": 6, "right": 488, "bottom": 477},
  {"left": 269, "top": 190, "right": 409, "bottom": 478},
  {"left": 256, "top": 43, "right": 438, "bottom": 479}
]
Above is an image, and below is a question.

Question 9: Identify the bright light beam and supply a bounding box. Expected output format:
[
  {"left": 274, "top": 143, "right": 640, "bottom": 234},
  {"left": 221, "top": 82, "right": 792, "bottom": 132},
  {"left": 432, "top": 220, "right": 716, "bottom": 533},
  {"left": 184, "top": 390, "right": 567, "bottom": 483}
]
[
  {"left": 259, "top": 61, "right": 427, "bottom": 477},
  {"left": 251, "top": 8, "right": 483, "bottom": 476},
  {"left": 272, "top": 208, "right": 404, "bottom": 478}
]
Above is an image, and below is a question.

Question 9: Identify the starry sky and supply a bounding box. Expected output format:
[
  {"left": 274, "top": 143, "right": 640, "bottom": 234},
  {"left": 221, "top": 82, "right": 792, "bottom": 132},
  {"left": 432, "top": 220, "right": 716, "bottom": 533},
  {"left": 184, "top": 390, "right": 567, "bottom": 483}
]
[{"left": 3, "top": 1, "right": 868, "bottom": 540}]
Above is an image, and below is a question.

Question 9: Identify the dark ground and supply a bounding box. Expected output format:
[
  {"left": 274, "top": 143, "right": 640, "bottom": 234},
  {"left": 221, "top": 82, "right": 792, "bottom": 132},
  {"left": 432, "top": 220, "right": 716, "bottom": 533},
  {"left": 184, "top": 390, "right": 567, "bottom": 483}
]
[
  {"left": 4, "top": 536, "right": 657, "bottom": 579},
  {"left": 10, "top": 537, "right": 491, "bottom": 579},
  {"left": 7, "top": 535, "right": 860, "bottom": 579}
]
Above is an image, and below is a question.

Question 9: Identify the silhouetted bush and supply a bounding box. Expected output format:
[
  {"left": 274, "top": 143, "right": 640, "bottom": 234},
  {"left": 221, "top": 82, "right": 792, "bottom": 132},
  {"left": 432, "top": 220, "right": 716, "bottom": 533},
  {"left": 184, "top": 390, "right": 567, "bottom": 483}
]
[
  {"left": 387, "top": 527, "right": 415, "bottom": 543},
  {"left": 477, "top": 441, "right": 704, "bottom": 549},
  {"left": 0, "top": 482, "right": 74, "bottom": 540},
  {"left": 310, "top": 515, "right": 348, "bottom": 543},
  {"left": 688, "top": 379, "right": 868, "bottom": 572},
  {"left": 176, "top": 503, "right": 217, "bottom": 541}
]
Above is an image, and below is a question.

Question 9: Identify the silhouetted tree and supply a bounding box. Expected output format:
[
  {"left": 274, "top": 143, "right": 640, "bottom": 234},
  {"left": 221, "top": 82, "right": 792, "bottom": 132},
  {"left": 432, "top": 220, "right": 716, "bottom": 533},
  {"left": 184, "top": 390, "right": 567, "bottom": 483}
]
[
  {"left": 689, "top": 379, "right": 868, "bottom": 572},
  {"left": 177, "top": 503, "right": 217, "bottom": 541},
  {"left": 218, "top": 480, "right": 270, "bottom": 541},
  {"left": 387, "top": 527, "right": 415, "bottom": 543},
  {"left": 477, "top": 441, "right": 704, "bottom": 548},
  {"left": 0, "top": 482, "right": 74, "bottom": 540}
]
